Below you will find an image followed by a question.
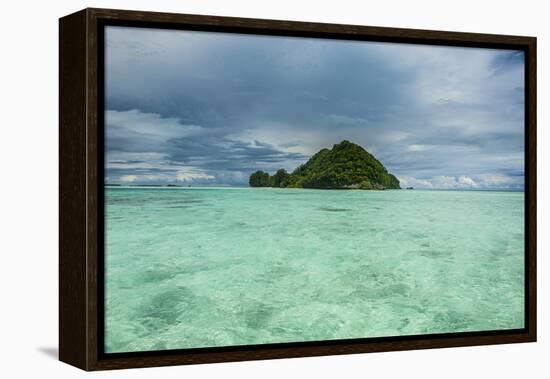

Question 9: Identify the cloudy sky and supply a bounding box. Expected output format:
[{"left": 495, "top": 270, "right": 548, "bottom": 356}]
[{"left": 105, "top": 26, "right": 525, "bottom": 189}]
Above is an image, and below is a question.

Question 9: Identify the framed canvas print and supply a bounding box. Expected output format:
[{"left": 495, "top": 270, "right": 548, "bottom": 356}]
[{"left": 59, "top": 8, "right": 536, "bottom": 371}]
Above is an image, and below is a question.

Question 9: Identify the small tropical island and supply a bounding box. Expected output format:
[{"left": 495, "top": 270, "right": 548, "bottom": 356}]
[{"left": 249, "top": 140, "right": 400, "bottom": 190}]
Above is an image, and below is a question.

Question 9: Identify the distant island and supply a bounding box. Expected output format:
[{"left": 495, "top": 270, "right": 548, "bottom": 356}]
[{"left": 249, "top": 140, "right": 400, "bottom": 190}]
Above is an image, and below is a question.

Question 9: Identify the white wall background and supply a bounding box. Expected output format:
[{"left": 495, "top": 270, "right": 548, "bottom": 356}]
[{"left": 0, "top": 0, "right": 547, "bottom": 377}]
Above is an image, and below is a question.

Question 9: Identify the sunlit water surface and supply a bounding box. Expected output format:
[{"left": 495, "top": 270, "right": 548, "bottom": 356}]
[{"left": 105, "top": 187, "right": 524, "bottom": 353}]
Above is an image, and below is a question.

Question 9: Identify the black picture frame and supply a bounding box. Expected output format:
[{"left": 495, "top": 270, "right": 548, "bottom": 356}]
[{"left": 59, "top": 8, "right": 537, "bottom": 371}]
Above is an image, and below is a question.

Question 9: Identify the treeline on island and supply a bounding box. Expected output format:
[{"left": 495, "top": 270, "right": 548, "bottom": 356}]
[{"left": 249, "top": 140, "right": 400, "bottom": 190}]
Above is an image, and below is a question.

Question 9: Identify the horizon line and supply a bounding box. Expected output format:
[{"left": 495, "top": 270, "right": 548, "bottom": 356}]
[{"left": 104, "top": 184, "right": 525, "bottom": 192}]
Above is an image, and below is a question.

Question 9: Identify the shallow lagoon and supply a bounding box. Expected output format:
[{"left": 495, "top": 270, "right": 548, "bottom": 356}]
[{"left": 105, "top": 187, "right": 524, "bottom": 353}]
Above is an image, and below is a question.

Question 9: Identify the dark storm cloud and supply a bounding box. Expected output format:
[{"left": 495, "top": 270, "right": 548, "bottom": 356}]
[
  {"left": 168, "top": 137, "right": 307, "bottom": 171},
  {"left": 105, "top": 30, "right": 410, "bottom": 129},
  {"left": 491, "top": 51, "right": 525, "bottom": 74},
  {"left": 104, "top": 27, "right": 525, "bottom": 189}
]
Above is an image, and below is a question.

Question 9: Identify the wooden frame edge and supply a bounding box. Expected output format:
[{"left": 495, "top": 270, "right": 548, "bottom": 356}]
[
  {"left": 526, "top": 36, "right": 537, "bottom": 343},
  {"left": 59, "top": 8, "right": 89, "bottom": 371}
]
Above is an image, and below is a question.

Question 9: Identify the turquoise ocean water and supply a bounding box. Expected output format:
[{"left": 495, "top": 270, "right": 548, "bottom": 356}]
[{"left": 105, "top": 187, "right": 525, "bottom": 353}]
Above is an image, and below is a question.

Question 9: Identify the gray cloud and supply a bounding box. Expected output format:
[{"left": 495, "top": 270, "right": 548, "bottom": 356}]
[
  {"left": 105, "top": 27, "right": 524, "bottom": 189},
  {"left": 168, "top": 136, "right": 308, "bottom": 172}
]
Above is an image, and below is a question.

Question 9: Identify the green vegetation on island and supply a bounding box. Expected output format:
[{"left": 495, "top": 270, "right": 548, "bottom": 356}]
[{"left": 249, "top": 140, "right": 400, "bottom": 190}]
